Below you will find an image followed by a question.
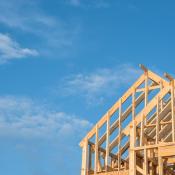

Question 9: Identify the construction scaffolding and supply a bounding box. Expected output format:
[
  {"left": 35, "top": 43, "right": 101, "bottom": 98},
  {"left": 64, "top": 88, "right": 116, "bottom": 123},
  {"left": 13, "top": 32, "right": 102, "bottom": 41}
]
[{"left": 79, "top": 64, "right": 175, "bottom": 175}]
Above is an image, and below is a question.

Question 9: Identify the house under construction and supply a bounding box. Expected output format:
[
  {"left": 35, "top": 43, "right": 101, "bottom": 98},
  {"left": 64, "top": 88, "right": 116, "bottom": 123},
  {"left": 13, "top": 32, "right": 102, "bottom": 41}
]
[{"left": 79, "top": 64, "right": 175, "bottom": 175}]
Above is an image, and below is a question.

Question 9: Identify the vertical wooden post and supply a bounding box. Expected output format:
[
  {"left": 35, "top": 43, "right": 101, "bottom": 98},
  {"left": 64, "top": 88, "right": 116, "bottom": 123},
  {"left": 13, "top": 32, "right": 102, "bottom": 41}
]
[
  {"left": 118, "top": 99, "right": 122, "bottom": 171},
  {"left": 140, "top": 114, "right": 144, "bottom": 146},
  {"left": 158, "top": 156, "right": 163, "bottom": 175},
  {"left": 144, "top": 72, "right": 148, "bottom": 125},
  {"left": 145, "top": 71, "right": 148, "bottom": 107},
  {"left": 98, "top": 153, "right": 102, "bottom": 172},
  {"left": 105, "top": 112, "right": 110, "bottom": 171},
  {"left": 144, "top": 149, "right": 148, "bottom": 175},
  {"left": 129, "top": 88, "right": 136, "bottom": 175},
  {"left": 129, "top": 124, "right": 136, "bottom": 175},
  {"left": 132, "top": 88, "right": 136, "bottom": 121},
  {"left": 88, "top": 145, "right": 91, "bottom": 172},
  {"left": 164, "top": 72, "right": 175, "bottom": 141},
  {"left": 156, "top": 96, "right": 160, "bottom": 144},
  {"left": 81, "top": 138, "right": 88, "bottom": 175},
  {"left": 94, "top": 125, "right": 99, "bottom": 174},
  {"left": 149, "top": 149, "right": 154, "bottom": 175},
  {"left": 160, "top": 81, "right": 164, "bottom": 133},
  {"left": 160, "top": 80, "right": 163, "bottom": 110},
  {"left": 171, "top": 80, "right": 175, "bottom": 142}
]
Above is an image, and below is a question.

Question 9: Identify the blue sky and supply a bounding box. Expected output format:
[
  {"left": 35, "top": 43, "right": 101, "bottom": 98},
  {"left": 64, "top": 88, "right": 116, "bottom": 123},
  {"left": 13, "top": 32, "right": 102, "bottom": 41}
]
[{"left": 0, "top": 0, "right": 175, "bottom": 175}]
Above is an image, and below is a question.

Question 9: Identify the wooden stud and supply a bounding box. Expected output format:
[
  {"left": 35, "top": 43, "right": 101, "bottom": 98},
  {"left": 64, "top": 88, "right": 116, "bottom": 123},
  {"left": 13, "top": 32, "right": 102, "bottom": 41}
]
[
  {"left": 81, "top": 138, "right": 88, "bottom": 175},
  {"left": 156, "top": 96, "right": 160, "bottom": 144},
  {"left": 144, "top": 71, "right": 148, "bottom": 126},
  {"left": 164, "top": 72, "right": 174, "bottom": 81},
  {"left": 140, "top": 114, "right": 145, "bottom": 146},
  {"left": 171, "top": 80, "right": 175, "bottom": 142},
  {"left": 145, "top": 71, "right": 148, "bottom": 107},
  {"left": 129, "top": 124, "right": 136, "bottom": 175},
  {"left": 94, "top": 125, "right": 99, "bottom": 174},
  {"left": 158, "top": 155, "right": 163, "bottom": 175},
  {"left": 139, "top": 64, "right": 148, "bottom": 72},
  {"left": 88, "top": 145, "right": 92, "bottom": 173},
  {"left": 144, "top": 149, "right": 148, "bottom": 175},
  {"left": 160, "top": 80, "right": 163, "bottom": 110},
  {"left": 79, "top": 69, "right": 169, "bottom": 147},
  {"left": 132, "top": 88, "right": 136, "bottom": 121},
  {"left": 118, "top": 98, "right": 122, "bottom": 171},
  {"left": 124, "top": 85, "right": 171, "bottom": 136},
  {"left": 105, "top": 112, "right": 110, "bottom": 171},
  {"left": 80, "top": 66, "right": 175, "bottom": 175},
  {"left": 129, "top": 88, "right": 136, "bottom": 175}
]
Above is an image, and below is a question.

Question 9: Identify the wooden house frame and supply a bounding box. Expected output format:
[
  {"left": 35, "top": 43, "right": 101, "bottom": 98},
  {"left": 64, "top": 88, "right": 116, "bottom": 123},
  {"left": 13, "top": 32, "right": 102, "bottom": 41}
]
[{"left": 79, "top": 65, "right": 175, "bottom": 175}]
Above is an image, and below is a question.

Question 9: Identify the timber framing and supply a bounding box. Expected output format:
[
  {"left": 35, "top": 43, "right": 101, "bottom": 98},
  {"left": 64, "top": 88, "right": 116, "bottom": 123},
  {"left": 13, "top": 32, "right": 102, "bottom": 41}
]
[{"left": 80, "top": 65, "right": 175, "bottom": 175}]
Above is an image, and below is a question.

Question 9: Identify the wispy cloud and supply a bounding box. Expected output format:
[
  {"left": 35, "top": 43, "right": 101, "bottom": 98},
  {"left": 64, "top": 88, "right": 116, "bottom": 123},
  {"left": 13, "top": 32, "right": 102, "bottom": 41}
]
[
  {"left": 68, "top": 0, "right": 111, "bottom": 8},
  {"left": 0, "top": 96, "right": 92, "bottom": 139},
  {"left": 0, "top": 0, "right": 80, "bottom": 58},
  {"left": 0, "top": 33, "right": 38, "bottom": 63},
  {"left": 0, "top": 0, "right": 56, "bottom": 30},
  {"left": 57, "top": 64, "right": 141, "bottom": 104}
]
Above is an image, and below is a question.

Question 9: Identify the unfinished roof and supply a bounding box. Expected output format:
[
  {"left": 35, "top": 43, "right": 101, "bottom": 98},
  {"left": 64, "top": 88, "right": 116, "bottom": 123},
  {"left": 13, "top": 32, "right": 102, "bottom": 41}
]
[{"left": 80, "top": 64, "right": 175, "bottom": 175}]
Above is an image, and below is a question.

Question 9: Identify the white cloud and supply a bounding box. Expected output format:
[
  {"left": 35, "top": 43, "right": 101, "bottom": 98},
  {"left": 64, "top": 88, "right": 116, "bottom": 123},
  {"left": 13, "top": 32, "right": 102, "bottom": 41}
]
[
  {"left": 58, "top": 64, "right": 141, "bottom": 104},
  {"left": 0, "top": 1, "right": 55, "bottom": 30},
  {"left": 0, "top": 96, "right": 92, "bottom": 139},
  {"left": 68, "top": 0, "right": 111, "bottom": 8},
  {"left": 0, "top": 33, "right": 38, "bottom": 63},
  {"left": 0, "top": 0, "right": 80, "bottom": 58}
]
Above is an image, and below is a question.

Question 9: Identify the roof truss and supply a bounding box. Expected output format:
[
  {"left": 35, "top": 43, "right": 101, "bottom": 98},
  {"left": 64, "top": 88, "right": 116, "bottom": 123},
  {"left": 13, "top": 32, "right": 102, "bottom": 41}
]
[{"left": 80, "top": 65, "right": 175, "bottom": 175}]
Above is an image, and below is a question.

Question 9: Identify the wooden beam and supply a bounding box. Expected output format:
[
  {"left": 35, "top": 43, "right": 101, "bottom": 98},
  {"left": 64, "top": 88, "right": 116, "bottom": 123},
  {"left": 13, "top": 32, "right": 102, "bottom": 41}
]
[
  {"left": 145, "top": 70, "right": 148, "bottom": 107},
  {"left": 144, "top": 149, "right": 148, "bottom": 175},
  {"left": 109, "top": 133, "right": 125, "bottom": 152},
  {"left": 81, "top": 138, "right": 88, "bottom": 175},
  {"left": 80, "top": 67, "right": 175, "bottom": 175},
  {"left": 144, "top": 70, "right": 148, "bottom": 125},
  {"left": 158, "top": 145, "right": 175, "bottom": 157},
  {"left": 89, "top": 141, "right": 125, "bottom": 162},
  {"left": 148, "top": 70, "right": 168, "bottom": 86},
  {"left": 139, "top": 64, "right": 148, "bottom": 72},
  {"left": 129, "top": 124, "right": 136, "bottom": 175},
  {"left": 164, "top": 72, "right": 174, "bottom": 81},
  {"left": 79, "top": 74, "right": 145, "bottom": 147},
  {"left": 136, "top": 165, "right": 144, "bottom": 174},
  {"left": 105, "top": 112, "right": 110, "bottom": 171},
  {"left": 158, "top": 156, "right": 163, "bottom": 175},
  {"left": 140, "top": 113, "right": 145, "bottom": 146},
  {"left": 123, "top": 85, "right": 171, "bottom": 136},
  {"left": 88, "top": 145, "right": 92, "bottom": 172},
  {"left": 118, "top": 99, "right": 122, "bottom": 171},
  {"left": 129, "top": 88, "right": 136, "bottom": 175},
  {"left": 146, "top": 99, "right": 171, "bottom": 138},
  {"left": 136, "top": 85, "right": 160, "bottom": 92},
  {"left": 80, "top": 70, "right": 169, "bottom": 147},
  {"left": 160, "top": 80, "right": 163, "bottom": 110},
  {"left": 171, "top": 80, "right": 175, "bottom": 142},
  {"left": 100, "top": 91, "right": 146, "bottom": 147},
  {"left": 133, "top": 142, "right": 175, "bottom": 151},
  {"left": 94, "top": 125, "right": 99, "bottom": 174},
  {"left": 156, "top": 97, "right": 160, "bottom": 144}
]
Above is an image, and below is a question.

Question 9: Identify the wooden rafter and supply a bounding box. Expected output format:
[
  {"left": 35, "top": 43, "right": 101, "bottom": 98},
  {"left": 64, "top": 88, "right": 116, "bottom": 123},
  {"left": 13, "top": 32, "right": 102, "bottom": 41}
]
[{"left": 80, "top": 65, "right": 175, "bottom": 175}]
